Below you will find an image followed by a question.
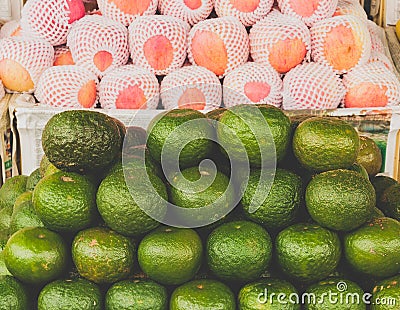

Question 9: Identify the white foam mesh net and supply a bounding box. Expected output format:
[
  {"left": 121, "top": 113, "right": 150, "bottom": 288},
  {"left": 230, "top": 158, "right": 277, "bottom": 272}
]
[
  {"left": 310, "top": 15, "right": 371, "bottom": 74},
  {"left": 99, "top": 65, "right": 160, "bottom": 109},
  {"left": 160, "top": 65, "right": 222, "bottom": 110},
  {"left": 0, "top": 37, "right": 54, "bottom": 93},
  {"left": 0, "top": 20, "right": 21, "bottom": 39},
  {"left": 249, "top": 10, "right": 311, "bottom": 73},
  {"left": 188, "top": 16, "right": 250, "bottom": 78},
  {"left": 0, "top": 81, "right": 5, "bottom": 101},
  {"left": 282, "top": 62, "right": 346, "bottom": 110},
  {"left": 223, "top": 62, "right": 282, "bottom": 107},
  {"left": 214, "top": 0, "right": 274, "bottom": 27},
  {"left": 129, "top": 15, "right": 190, "bottom": 76},
  {"left": 367, "top": 20, "right": 385, "bottom": 53},
  {"left": 97, "top": 0, "right": 158, "bottom": 26},
  {"left": 342, "top": 62, "right": 400, "bottom": 107},
  {"left": 277, "top": 0, "right": 338, "bottom": 27},
  {"left": 369, "top": 51, "right": 394, "bottom": 71},
  {"left": 35, "top": 65, "right": 99, "bottom": 108},
  {"left": 67, "top": 15, "right": 130, "bottom": 78},
  {"left": 334, "top": 0, "right": 367, "bottom": 20},
  {"left": 20, "top": 0, "right": 78, "bottom": 46},
  {"left": 158, "top": 0, "right": 214, "bottom": 26},
  {"left": 54, "top": 45, "right": 74, "bottom": 65}
]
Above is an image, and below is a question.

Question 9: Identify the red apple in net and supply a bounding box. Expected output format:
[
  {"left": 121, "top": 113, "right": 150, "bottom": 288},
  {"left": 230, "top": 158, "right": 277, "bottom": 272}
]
[
  {"left": 250, "top": 10, "right": 310, "bottom": 74},
  {"left": 214, "top": 0, "right": 274, "bottom": 26},
  {"left": 0, "top": 37, "right": 54, "bottom": 93},
  {"left": 67, "top": 15, "right": 129, "bottom": 77},
  {"left": 343, "top": 63, "right": 400, "bottom": 108},
  {"left": 333, "top": 0, "right": 367, "bottom": 20},
  {"left": 99, "top": 65, "right": 160, "bottom": 109},
  {"left": 160, "top": 65, "right": 222, "bottom": 110},
  {"left": 158, "top": 0, "right": 214, "bottom": 26},
  {"left": 0, "top": 21, "right": 22, "bottom": 39},
  {"left": 311, "top": 15, "right": 371, "bottom": 74},
  {"left": 129, "top": 15, "right": 190, "bottom": 76},
  {"left": 277, "top": 0, "right": 338, "bottom": 27},
  {"left": 97, "top": 0, "right": 157, "bottom": 26},
  {"left": 20, "top": 0, "right": 85, "bottom": 46},
  {"left": 188, "top": 17, "right": 249, "bottom": 78},
  {"left": 35, "top": 65, "right": 98, "bottom": 108}
]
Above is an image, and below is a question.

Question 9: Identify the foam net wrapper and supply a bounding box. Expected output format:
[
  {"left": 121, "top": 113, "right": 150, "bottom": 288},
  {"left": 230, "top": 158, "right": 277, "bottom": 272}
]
[
  {"left": 249, "top": 10, "right": 311, "bottom": 69},
  {"left": 97, "top": 0, "right": 158, "bottom": 26},
  {"left": 310, "top": 15, "right": 371, "bottom": 74},
  {"left": 67, "top": 15, "right": 129, "bottom": 78},
  {"left": 54, "top": 45, "right": 74, "bottom": 65},
  {"left": 369, "top": 51, "right": 394, "bottom": 72},
  {"left": 342, "top": 62, "right": 400, "bottom": 106},
  {"left": 334, "top": 0, "right": 368, "bottom": 20},
  {"left": 214, "top": 0, "right": 274, "bottom": 26},
  {"left": 35, "top": 65, "right": 99, "bottom": 108},
  {"left": 99, "top": 65, "right": 159, "bottom": 109},
  {"left": 282, "top": 62, "right": 346, "bottom": 110},
  {"left": 0, "top": 20, "right": 21, "bottom": 39},
  {"left": 0, "top": 37, "right": 54, "bottom": 93},
  {"left": 0, "top": 81, "right": 5, "bottom": 101},
  {"left": 129, "top": 15, "right": 190, "bottom": 76},
  {"left": 188, "top": 17, "right": 250, "bottom": 78},
  {"left": 223, "top": 62, "right": 282, "bottom": 108},
  {"left": 161, "top": 65, "right": 222, "bottom": 110},
  {"left": 20, "top": 0, "right": 76, "bottom": 46},
  {"left": 277, "top": 0, "right": 338, "bottom": 27},
  {"left": 158, "top": 0, "right": 214, "bottom": 26},
  {"left": 367, "top": 20, "right": 385, "bottom": 53}
]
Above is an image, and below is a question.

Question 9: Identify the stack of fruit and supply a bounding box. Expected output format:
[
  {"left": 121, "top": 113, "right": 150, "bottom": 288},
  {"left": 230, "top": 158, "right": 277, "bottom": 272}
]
[
  {"left": 0, "top": 105, "right": 399, "bottom": 309},
  {"left": 0, "top": 0, "right": 399, "bottom": 110}
]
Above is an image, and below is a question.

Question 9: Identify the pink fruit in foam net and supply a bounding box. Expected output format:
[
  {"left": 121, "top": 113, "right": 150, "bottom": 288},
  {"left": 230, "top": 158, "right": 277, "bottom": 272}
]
[
  {"left": 0, "top": 20, "right": 22, "bottom": 39},
  {"left": 250, "top": 10, "right": 310, "bottom": 74},
  {"left": 277, "top": 0, "right": 338, "bottom": 27},
  {"left": 223, "top": 62, "right": 282, "bottom": 107},
  {"left": 54, "top": 46, "right": 75, "bottom": 66},
  {"left": 35, "top": 65, "right": 98, "bottom": 108},
  {"left": 310, "top": 15, "right": 371, "bottom": 74},
  {"left": 129, "top": 15, "right": 190, "bottom": 76},
  {"left": 188, "top": 17, "right": 249, "bottom": 78},
  {"left": 342, "top": 62, "right": 400, "bottom": 108},
  {"left": 334, "top": 0, "right": 367, "bottom": 20},
  {"left": 369, "top": 51, "right": 393, "bottom": 71},
  {"left": 20, "top": 0, "right": 85, "bottom": 46},
  {"left": 158, "top": 0, "right": 214, "bottom": 26},
  {"left": 367, "top": 20, "right": 385, "bottom": 53},
  {"left": 161, "top": 65, "right": 222, "bottom": 110},
  {"left": 99, "top": 65, "right": 160, "bottom": 109},
  {"left": 214, "top": 0, "right": 274, "bottom": 26},
  {"left": 282, "top": 62, "right": 346, "bottom": 110},
  {"left": 67, "top": 15, "right": 129, "bottom": 78},
  {"left": 97, "top": 0, "right": 157, "bottom": 26},
  {"left": 39, "top": 70, "right": 96, "bottom": 108},
  {"left": 0, "top": 37, "right": 54, "bottom": 93}
]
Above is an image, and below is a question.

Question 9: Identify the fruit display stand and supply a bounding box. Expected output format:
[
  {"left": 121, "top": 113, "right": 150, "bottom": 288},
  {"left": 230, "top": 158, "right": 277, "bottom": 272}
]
[{"left": 8, "top": 94, "right": 400, "bottom": 181}]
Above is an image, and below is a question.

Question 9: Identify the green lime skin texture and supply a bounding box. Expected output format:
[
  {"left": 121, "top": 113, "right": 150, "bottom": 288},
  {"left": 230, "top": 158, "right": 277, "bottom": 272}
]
[
  {"left": 3, "top": 227, "right": 67, "bottom": 284},
  {"left": 305, "top": 169, "right": 375, "bottom": 231},
  {"left": 276, "top": 223, "right": 341, "bottom": 283},
  {"left": 207, "top": 220, "right": 272, "bottom": 282},
  {"left": 138, "top": 226, "right": 203, "bottom": 286},
  {"left": 106, "top": 279, "right": 167, "bottom": 310},
  {"left": 170, "top": 279, "right": 236, "bottom": 310},
  {"left": 72, "top": 227, "right": 135, "bottom": 284},
  {"left": 38, "top": 278, "right": 103, "bottom": 310},
  {"left": 344, "top": 217, "right": 400, "bottom": 278},
  {"left": 238, "top": 278, "right": 300, "bottom": 310}
]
